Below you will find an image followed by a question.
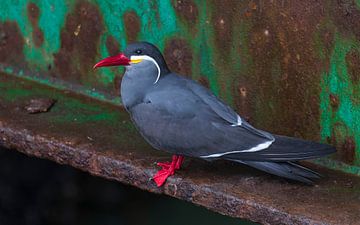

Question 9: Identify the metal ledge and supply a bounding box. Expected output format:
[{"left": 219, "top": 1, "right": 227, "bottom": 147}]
[{"left": 0, "top": 73, "right": 359, "bottom": 225}]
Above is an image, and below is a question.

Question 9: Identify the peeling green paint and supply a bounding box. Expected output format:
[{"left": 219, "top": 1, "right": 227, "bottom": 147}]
[
  {"left": 0, "top": 0, "right": 220, "bottom": 98},
  {"left": 95, "top": 0, "right": 180, "bottom": 86},
  {"left": 52, "top": 98, "right": 121, "bottom": 124},
  {"left": 356, "top": 0, "right": 360, "bottom": 9},
  {"left": 320, "top": 33, "right": 360, "bottom": 168},
  {"left": 33, "top": 1, "right": 72, "bottom": 67},
  {"left": 195, "top": 1, "right": 219, "bottom": 96},
  {"left": 0, "top": 0, "right": 71, "bottom": 69},
  {"left": 315, "top": 158, "right": 360, "bottom": 176}
]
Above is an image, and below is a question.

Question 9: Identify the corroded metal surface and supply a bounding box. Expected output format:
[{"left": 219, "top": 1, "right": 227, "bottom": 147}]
[
  {"left": 1, "top": 74, "right": 360, "bottom": 225},
  {"left": 0, "top": 0, "right": 359, "bottom": 174}
]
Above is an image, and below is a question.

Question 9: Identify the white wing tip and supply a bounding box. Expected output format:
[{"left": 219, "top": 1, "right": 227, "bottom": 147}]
[
  {"left": 200, "top": 139, "right": 274, "bottom": 158},
  {"left": 231, "top": 115, "right": 242, "bottom": 126}
]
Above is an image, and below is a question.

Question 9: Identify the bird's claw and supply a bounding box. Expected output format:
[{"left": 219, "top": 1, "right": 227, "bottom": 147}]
[
  {"left": 157, "top": 162, "right": 172, "bottom": 170},
  {"left": 152, "top": 155, "right": 184, "bottom": 187},
  {"left": 153, "top": 169, "right": 173, "bottom": 187}
]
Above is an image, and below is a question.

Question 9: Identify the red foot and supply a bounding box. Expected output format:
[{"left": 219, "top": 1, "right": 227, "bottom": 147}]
[{"left": 153, "top": 155, "right": 184, "bottom": 187}]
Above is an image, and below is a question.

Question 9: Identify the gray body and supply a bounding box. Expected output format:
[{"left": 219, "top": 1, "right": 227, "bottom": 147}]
[{"left": 120, "top": 42, "right": 335, "bottom": 184}]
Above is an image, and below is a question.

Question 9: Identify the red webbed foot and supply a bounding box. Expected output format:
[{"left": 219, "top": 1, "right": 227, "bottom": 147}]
[{"left": 153, "top": 155, "right": 184, "bottom": 187}]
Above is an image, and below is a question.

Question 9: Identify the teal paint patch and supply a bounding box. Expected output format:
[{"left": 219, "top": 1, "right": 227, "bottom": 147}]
[
  {"left": 0, "top": 0, "right": 70, "bottom": 70},
  {"left": 227, "top": 21, "right": 253, "bottom": 106},
  {"left": 3, "top": 88, "right": 33, "bottom": 102},
  {"left": 355, "top": 0, "right": 360, "bottom": 9},
  {"left": 51, "top": 97, "right": 121, "bottom": 124},
  {"left": 315, "top": 158, "right": 360, "bottom": 176},
  {"left": 95, "top": 0, "right": 127, "bottom": 85},
  {"left": 194, "top": 1, "right": 219, "bottom": 96},
  {"left": 30, "top": 0, "right": 72, "bottom": 68},
  {"left": 1, "top": 0, "right": 221, "bottom": 102},
  {"left": 95, "top": 0, "right": 181, "bottom": 86},
  {"left": 95, "top": 0, "right": 220, "bottom": 96},
  {"left": 0, "top": 1, "right": 27, "bottom": 32},
  {"left": 320, "top": 33, "right": 360, "bottom": 165}
]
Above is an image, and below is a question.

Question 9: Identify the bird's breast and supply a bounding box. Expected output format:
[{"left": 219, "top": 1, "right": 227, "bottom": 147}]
[{"left": 120, "top": 69, "right": 155, "bottom": 110}]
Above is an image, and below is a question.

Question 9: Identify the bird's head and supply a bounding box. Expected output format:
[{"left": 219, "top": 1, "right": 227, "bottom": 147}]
[{"left": 94, "top": 42, "right": 169, "bottom": 83}]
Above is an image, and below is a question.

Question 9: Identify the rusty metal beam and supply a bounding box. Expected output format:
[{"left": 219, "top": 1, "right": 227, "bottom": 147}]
[{"left": 0, "top": 73, "right": 359, "bottom": 225}]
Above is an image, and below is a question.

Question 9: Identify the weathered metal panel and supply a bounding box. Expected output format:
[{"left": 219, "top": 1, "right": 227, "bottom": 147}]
[{"left": 1, "top": 0, "right": 360, "bottom": 174}]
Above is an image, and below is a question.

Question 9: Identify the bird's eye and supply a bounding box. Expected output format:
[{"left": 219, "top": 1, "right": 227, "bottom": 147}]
[{"left": 135, "top": 49, "right": 142, "bottom": 54}]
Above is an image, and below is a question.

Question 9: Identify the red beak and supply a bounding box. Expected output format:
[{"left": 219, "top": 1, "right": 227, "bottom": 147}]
[{"left": 93, "top": 53, "right": 130, "bottom": 69}]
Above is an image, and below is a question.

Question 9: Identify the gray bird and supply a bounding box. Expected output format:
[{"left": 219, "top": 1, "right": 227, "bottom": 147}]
[{"left": 94, "top": 42, "right": 336, "bottom": 187}]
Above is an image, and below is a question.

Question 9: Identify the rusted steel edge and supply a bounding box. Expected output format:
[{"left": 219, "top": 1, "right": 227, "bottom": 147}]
[{"left": 0, "top": 121, "right": 324, "bottom": 225}]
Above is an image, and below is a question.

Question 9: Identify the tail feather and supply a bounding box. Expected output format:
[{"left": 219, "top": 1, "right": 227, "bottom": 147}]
[
  {"left": 224, "top": 135, "right": 334, "bottom": 184},
  {"left": 233, "top": 160, "right": 321, "bottom": 184},
  {"left": 287, "top": 162, "right": 322, "bottom": 178},
  {"left": 225, "top": 135, "right": 336, "bottom": 162}
]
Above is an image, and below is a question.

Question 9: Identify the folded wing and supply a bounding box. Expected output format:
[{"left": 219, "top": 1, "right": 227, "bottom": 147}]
[{"left": 130, "top": 74, "right": 275, "bottom": 158}]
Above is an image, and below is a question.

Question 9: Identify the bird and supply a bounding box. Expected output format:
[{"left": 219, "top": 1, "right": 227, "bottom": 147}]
[{"left": 94, "top": 42, "right": 336, "bottom": 187}]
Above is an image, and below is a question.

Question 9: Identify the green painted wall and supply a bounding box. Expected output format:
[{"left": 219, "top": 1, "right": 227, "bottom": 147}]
[{"left": 1, "top": 0, "right": 360, "bottom": 175}]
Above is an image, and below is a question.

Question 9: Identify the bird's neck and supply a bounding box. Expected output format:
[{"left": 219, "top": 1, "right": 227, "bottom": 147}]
[{"left": 120, "top": 63, "right": 160, "bottom": 109}]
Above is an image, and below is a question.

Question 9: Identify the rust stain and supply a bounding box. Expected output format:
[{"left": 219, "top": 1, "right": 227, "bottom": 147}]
[
  {"left": 53, "top": 1, "right": 104, "bottom": 85},
  {"left": 164, "top": 38, "right": 193, "bottom": 76},
  {"left": 0, "top": 21, "right": 25, "bottom": 66},
  {"left": 123, "top": 11, "right": 140, "bottom": 43},
  {"left": 340, "top": 137, "right": 356, "bottom": 163},
  {"left": 32, "top": 28, "right": 44, "bottom": 47},
  {"left": 346, "top": 49, "right": 360, "bottom": 84},
  {"left": 239, "top": 86, "right": 247, "bottom": 98},
  {"left": 106, "top": 35, "right": 120, "bottom": 56},
  {"left": 211, "top": 0, "right": 239, "bottom": 58},
  {"left": 113, "top": 73, "right": 122, "bottom": 97},
  {"left": 329, "top": 93, "right": 339, "bottom": 109},
  {"left": 245, "top": 1, "right": 325, "bottom": 140},
  {"left": 172, "top": 0, "right": 199, "bottom": 27},
  {"left": 27, "top": 2, "right": 40, "bottom": 24},
  {"left": 244, "top": 1, "right": 258, "bottom": 17},
  {"left": 105, "top": 35, "right": 122, "bottom": 96},
  {"left": 27, "top": 2, "right": 44, "bottom": 47},
  {"left": 332, "top": 0, "right": 360, "bottom": 40},
  {"left": 318, "top": 28, "right": 335, "bottom": 73},
  {"left": 197, "top": 77, "right": 210, "bottom": 88},
  {"left": 330, "top": 123, "right": 355, "bottom": 164},
  {"left": 234, "top": 81, "right": 253, "bottom": 124}
]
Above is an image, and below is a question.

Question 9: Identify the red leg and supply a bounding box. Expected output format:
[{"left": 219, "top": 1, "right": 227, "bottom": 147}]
[
  {"left": 175, "top": 156, "right": 184, "bottom": 169},
  {"left": 153, "top": 155, "right": 184, "bottom": 187}
]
